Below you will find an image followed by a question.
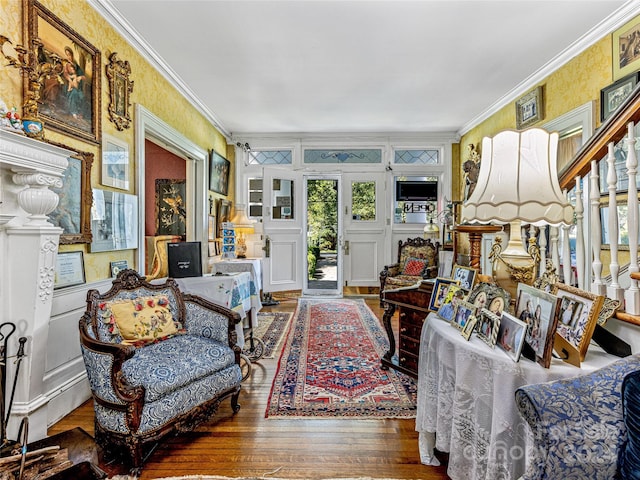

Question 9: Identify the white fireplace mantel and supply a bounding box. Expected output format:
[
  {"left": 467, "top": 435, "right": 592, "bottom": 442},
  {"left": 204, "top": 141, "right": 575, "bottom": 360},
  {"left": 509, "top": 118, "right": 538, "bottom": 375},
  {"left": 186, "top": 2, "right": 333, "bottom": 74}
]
[{"left": 0, "top": 129, "right": 75, "bottom": 442}]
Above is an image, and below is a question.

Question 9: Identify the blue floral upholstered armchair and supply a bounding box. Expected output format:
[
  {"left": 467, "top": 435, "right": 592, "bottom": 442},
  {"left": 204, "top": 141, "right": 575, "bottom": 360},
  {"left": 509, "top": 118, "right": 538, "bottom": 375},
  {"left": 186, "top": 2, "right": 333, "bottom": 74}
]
[
  {"left": 515, "top": 354, "right": 640, "bottom": 480},
  {"left": 79, "top": 269, "right": 243, "bottom": 470}
]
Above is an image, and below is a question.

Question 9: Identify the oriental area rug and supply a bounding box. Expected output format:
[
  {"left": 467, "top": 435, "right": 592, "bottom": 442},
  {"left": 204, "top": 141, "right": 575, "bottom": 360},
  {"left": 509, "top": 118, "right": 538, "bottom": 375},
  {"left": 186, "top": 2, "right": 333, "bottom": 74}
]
[
  {"left": 255, "top": 311, "right": 292, "bottom": 358},
  {"left": 265, "top": 298, "right": 417, "bottom": 419}
]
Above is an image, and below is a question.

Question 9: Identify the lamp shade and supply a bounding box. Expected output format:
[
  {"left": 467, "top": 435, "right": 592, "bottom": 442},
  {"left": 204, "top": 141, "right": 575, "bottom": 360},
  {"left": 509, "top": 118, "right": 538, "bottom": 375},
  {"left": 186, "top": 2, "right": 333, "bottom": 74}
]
[
  {"left": 461, "top": 128, "right": 573, "bottom": 227},
  {"left": 230, "top": 204, "right": 255, "bottom": 232}
]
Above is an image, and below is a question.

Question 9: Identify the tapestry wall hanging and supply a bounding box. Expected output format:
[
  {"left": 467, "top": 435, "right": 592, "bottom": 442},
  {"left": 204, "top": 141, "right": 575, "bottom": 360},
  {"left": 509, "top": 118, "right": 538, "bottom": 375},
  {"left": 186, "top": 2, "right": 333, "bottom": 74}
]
[{"left": 155, "top": 178, "right": 186, "bottom": 237}]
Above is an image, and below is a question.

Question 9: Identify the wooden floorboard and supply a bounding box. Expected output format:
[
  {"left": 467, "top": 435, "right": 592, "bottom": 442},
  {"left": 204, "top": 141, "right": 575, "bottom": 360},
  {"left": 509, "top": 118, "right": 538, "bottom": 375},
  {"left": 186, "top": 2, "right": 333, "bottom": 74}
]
[{"left": 49, "top": 295, "right": 450, "bottom": 479}]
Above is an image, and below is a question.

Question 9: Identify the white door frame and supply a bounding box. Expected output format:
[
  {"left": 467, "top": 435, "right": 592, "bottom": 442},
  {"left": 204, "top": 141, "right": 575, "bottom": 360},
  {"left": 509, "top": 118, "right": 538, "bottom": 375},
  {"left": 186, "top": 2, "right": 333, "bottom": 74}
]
[
  {"left": 134, "top": 104, "right": 208, "bottom": 274},
  {"left": 303, "top": 174, "right": 343, "bottom": 296}
]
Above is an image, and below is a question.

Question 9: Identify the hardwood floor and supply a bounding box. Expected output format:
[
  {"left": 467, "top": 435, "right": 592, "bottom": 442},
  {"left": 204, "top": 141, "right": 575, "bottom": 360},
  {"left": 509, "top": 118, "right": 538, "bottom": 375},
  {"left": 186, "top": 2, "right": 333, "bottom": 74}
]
[{"left": 48, "top": 295, "right": 450, "bottom": 479}]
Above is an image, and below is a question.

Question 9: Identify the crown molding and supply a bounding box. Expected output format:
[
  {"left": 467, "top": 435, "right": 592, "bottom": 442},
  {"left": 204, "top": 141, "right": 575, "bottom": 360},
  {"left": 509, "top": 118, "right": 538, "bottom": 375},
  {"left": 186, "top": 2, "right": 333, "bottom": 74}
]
[
  {"left": 458, "top": 0, "right": 640, "bottom": 137},
  {"left": 89, "top": 0, "right": 232, "bottom": 140}
]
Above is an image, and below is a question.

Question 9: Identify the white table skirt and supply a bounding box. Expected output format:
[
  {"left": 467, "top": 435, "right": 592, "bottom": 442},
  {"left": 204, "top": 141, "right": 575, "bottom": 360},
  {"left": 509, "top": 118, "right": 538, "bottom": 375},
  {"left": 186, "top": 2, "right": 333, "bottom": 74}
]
[
  {"left": 415, "top": 313, "right": 616, "bottom": 480},
  {"left": 160, "top": 272, "right": 261, "bottom": 348}
]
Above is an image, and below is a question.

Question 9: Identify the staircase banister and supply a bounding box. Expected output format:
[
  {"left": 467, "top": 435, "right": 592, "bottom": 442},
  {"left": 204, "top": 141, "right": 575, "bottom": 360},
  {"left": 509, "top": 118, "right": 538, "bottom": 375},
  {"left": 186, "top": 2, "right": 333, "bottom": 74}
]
[{"left": 559, "top": 82, "right": 640, "bottom": 191}]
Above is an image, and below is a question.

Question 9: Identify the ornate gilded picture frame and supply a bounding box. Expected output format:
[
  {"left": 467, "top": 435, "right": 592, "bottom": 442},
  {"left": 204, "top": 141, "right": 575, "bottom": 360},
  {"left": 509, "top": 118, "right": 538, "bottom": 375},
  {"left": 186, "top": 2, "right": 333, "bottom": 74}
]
[
  {"left": 46, "top": 142, "right": 93, "bottom": 244},
  {"left": 551, "top": 283, "right": 604, "bottom": 361},
  {"left": 106, "top": 52, "right": 134, "bottom": 130},
  {"left": 24, "top": 0, "right": 101, "bottom": 144}
]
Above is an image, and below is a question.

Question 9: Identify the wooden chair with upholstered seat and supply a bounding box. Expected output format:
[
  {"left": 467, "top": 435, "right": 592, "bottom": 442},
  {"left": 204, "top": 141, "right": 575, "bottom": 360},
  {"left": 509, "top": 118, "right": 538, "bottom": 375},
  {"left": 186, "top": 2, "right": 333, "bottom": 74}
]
[{"left": 379, "top": 237, "right": 439, "bottom": 306}]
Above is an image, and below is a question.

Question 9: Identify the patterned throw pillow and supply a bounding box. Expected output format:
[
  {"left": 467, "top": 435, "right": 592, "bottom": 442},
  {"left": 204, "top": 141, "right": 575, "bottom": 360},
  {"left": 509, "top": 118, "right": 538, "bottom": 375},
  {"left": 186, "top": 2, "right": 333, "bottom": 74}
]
[
  {"left": 619, "top": 370, "right": 640, "bottom": 479},
  {"left": 108, "top": 295, "right": 181, "bottom": 346},
  {"left": 402, "top": 257, "right": 428, "bottom": 276}
]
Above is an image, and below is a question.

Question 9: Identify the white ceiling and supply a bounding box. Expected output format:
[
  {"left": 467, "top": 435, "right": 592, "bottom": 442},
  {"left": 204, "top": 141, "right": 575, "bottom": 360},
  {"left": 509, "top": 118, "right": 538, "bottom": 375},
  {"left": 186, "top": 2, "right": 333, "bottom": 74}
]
[{"left": 98, "top": 0, "right": 634, "bottom": 138}]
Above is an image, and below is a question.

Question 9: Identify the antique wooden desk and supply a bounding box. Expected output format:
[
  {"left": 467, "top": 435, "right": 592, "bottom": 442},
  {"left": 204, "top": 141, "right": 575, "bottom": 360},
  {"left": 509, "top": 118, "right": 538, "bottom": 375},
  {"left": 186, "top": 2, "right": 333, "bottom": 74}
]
[{"left": 380, "top": 279, "right": 434, "bottom": 377}]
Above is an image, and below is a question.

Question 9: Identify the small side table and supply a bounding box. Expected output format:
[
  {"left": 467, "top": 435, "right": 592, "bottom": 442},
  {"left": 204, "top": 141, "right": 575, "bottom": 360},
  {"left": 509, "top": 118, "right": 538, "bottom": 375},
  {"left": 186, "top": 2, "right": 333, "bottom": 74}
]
[{"left": 211, "top": 257, "right": 262, "bottom": 292}]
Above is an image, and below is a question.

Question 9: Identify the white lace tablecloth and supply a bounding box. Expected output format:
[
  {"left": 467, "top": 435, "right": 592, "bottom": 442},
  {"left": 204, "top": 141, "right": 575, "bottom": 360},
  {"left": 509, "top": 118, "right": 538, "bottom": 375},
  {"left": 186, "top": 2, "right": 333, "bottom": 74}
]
[{"left": 415, "top": 313, "right": 616, "bottom": 480}]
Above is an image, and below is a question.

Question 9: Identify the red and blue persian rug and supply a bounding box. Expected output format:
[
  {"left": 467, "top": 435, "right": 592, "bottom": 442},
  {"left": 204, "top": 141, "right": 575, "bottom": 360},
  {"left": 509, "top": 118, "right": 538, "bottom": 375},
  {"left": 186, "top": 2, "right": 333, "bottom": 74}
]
[{"left": 265, "top": 298, "right": 417, "bottom": 418}]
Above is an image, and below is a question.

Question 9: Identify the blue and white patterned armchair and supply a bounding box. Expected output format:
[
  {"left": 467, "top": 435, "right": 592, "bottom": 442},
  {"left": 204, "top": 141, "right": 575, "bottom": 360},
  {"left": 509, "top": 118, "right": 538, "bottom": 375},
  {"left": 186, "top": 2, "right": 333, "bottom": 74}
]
[
  {"left": 515, "top": 354, "right": 640, "bottom": 480},
  {"left": 79, "top": 269, "right": 243, "bottom": 469}
]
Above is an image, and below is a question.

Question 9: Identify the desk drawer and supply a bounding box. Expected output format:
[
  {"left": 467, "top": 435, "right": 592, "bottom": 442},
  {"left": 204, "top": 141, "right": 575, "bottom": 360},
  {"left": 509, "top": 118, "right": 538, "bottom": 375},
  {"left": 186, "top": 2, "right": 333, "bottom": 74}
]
[
  {"left": 399, "top": 308, "right": 428, "bottom": 328},
  {"left": 399, "top": 349, "right": 419, "bottom": 373},
  {"left": 399, "top": 322, "right": 422, "bottom": 342},
  {"left": 400, "top": 334, "right": 420, "bottom": 358}
]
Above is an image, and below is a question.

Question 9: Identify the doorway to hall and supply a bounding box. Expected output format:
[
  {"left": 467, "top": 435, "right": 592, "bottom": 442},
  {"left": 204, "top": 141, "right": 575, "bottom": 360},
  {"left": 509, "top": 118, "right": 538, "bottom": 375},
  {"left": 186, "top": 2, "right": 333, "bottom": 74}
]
[{"left": 304, "top": 176, "right": 341, "bottom": 296}]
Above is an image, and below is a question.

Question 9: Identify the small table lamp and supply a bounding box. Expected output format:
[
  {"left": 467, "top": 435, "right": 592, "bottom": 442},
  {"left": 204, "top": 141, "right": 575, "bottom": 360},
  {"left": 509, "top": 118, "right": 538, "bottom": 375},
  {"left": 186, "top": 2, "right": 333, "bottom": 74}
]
[
  {"left": 230, "top": 204, "right": 255, "bottom": 258},
  {"left": 461, "top": 128, "right": 574, "bottom": 297}
]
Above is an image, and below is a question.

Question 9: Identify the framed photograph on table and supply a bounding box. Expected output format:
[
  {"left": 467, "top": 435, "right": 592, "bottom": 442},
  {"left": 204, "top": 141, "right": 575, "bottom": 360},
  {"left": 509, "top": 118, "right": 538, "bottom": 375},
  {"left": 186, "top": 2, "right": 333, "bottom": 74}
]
[
  {"left": 451, "top": 301, "right": 476, "bottom": 332},
  {"left": 460, "top": 314, "right": 477, "bottom": 341},
  {"left": 25, "top": 0, "right": 101, "bottom": 144},
  {"left": 54, "top": 251, "right": 85, "bottom": 289},
  {"left": 551, "top": 283, "right": 604, "bottom": 362},
  {"left": 515, "top": 283, "right": 560, "bottom": 368},
  {"left": 101, "top": 134, "right": 130, "bottom": 190},
  {"left": 451, "top": 264, "right": 477, "bottom": 290},
  {"left": 429, "top": 277, "right": 460, "bottom": 312},
  {"left": 476, "top": 308, "right": 501, "bottom": 348},
  {"left": 496, "top": 312, "right": 527, "bottom": 363},
  {"left": 436, "top": 285, "right": 466, "bottom": 322},
  {"left": 468, "top": 282, "right": 510, "bottom": 316}
]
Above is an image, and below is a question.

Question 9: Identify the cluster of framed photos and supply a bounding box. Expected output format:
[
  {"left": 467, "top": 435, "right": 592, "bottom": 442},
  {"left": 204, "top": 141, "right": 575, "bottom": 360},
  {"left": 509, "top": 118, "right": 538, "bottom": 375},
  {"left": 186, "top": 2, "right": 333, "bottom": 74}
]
[{"left": 430, "top": 265, "right": 605, "bottom": 367}]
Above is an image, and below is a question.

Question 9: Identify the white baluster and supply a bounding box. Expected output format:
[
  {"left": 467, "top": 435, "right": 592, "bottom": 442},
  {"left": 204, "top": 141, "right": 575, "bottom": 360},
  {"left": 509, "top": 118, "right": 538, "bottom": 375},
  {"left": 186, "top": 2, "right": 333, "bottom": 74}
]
[
  {"left": 575, "top": 177, "right": 585, "bottom": 289},
  {"left": 590, "top": 160, "right": 606, "bottom": 295},
  {"left": 625, "top": 122, "right": 640, "bottom": 314},
  {"left": 538, "top": 225, "right": 547, "bottom": 276},
  {"left": 550, "top": 226, "right": 560, "bottom": 275},
  {"left": 562, "top": 189, "right": 572, "bottom": 285},
  {"left": 607, "top": 141, "right": 625, "bottom": 303}
]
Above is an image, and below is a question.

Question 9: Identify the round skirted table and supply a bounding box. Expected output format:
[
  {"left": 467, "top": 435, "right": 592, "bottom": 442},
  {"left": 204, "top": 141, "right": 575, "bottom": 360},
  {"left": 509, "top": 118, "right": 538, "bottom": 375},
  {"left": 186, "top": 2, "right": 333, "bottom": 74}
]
[{"left": 415, "top": 313, "right": 616, "bottom": 480}]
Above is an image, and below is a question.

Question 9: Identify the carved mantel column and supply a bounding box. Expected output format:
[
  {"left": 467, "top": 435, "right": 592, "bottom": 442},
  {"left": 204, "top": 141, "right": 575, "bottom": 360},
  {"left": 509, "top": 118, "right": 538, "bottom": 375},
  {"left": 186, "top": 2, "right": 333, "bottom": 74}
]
[{"left": 0, "top": 130, "right": 74, "bottom": 441}]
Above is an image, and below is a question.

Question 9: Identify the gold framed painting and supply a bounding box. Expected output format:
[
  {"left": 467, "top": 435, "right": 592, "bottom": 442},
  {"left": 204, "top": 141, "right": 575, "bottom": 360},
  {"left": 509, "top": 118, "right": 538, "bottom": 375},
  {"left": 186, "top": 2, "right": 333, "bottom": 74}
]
[
  {"left": 46, "top": 142, "right": 93, "bottom": 244},
  {"left": 106, "top": 52, "right": 134, "bottom": 131},
  {"left": 24, "top": 0, "right": 101, "bottom": 144},
  {"left": 613, "top": 15, "right": 640, "bottom": 81}
]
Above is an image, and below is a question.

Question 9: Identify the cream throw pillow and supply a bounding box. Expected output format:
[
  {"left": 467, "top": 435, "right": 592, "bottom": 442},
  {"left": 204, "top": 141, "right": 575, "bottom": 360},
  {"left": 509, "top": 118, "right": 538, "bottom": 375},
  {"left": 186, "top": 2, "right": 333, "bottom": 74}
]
[{"left": 109, "top": 295, "right": 179, "bottom": 345}]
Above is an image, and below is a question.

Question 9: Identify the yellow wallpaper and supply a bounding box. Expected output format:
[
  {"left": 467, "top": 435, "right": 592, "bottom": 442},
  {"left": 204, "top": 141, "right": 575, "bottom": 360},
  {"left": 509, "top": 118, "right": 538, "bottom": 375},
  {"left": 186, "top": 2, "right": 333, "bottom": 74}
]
[
  {"left": 455, "top": 27, "right": 623, "bottom": 257},
  {"left": 459, "top": 38, "right": 616, "bottom": 189},
  {"left": 1, "top": 0, "right": 231, "bottom": 282}
]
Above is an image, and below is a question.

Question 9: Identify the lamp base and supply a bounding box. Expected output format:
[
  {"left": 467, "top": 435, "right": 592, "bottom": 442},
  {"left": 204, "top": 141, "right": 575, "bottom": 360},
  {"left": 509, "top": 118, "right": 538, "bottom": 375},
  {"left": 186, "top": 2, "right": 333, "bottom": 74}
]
[{"left": 489, "top": 221, "right": 540, "bottom": 301}]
